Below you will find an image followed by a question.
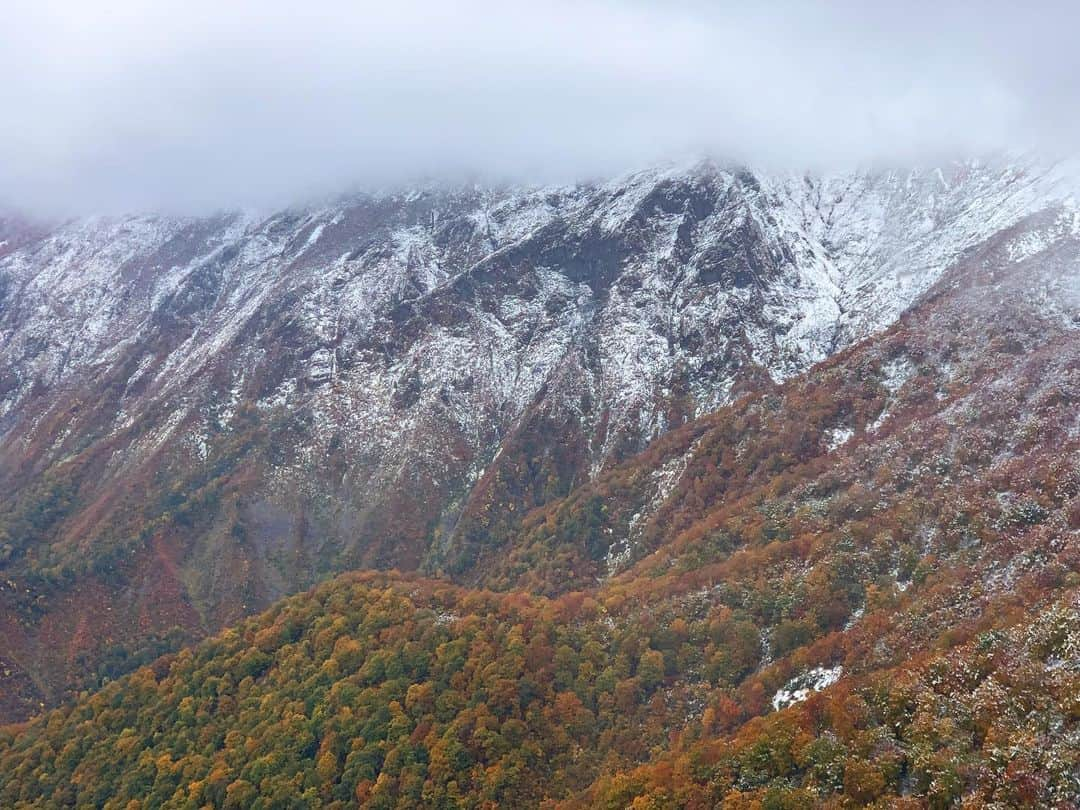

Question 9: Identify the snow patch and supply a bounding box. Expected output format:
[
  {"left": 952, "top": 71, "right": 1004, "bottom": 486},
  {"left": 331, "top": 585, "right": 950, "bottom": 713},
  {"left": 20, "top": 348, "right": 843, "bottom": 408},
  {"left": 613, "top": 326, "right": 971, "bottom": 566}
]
[
  {"left": 881, "top": 356, "right": 915, "bottom": 395},
  {"left": 826, "top": 426, "right": 854, "bottom": 451},
  {"left": 771, "top": 665, "right": 844, "bottom": 711}
]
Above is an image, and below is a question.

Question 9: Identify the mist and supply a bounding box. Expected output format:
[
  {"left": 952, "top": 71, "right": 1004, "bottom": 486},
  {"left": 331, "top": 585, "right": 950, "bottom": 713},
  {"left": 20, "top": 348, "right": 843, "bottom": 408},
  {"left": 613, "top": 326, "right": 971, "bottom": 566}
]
[{"left": 3, "top": 0, "right": 1079, "bottom": 215}]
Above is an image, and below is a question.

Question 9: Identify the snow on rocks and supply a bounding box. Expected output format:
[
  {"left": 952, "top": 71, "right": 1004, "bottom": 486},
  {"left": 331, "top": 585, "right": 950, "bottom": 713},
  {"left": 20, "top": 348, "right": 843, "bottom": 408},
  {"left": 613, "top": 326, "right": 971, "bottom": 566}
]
[
  {"left": 771, "top": 665, "right": 844, "bottom": 711},
  {"left": 2, "top": 154, "right": 1078, "bottom": 553},
  {"left": 826, "top": 426, "right": 854, "bottom": 451}
]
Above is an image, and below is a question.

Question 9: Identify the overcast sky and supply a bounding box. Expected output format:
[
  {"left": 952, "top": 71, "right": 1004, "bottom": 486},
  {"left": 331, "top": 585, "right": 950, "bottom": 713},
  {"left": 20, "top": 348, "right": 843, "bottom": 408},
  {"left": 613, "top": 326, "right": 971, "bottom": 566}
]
[{"left": 2, "top": 0, "right": 1078, "bottom": 214}]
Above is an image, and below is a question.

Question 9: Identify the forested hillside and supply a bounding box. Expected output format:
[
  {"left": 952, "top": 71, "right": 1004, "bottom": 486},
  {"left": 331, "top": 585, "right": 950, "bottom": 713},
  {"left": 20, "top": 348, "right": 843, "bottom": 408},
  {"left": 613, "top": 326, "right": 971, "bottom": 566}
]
[
  {"left": 1, "top": 570, "right": 1074, "bottom": 808},
  {"left": 1, "top": 194, "right": 1077, "bottom": 807},
  {"left": 2, "top": 159, "right": 1075, "bottom": 723}
]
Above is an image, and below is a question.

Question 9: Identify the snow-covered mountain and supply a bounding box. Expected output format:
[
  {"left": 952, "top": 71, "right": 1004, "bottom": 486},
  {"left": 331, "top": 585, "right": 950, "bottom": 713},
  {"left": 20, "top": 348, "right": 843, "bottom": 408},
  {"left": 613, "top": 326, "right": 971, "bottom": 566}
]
[{"left": 0, "top": 154, "right": 1078, "bottom": 720}]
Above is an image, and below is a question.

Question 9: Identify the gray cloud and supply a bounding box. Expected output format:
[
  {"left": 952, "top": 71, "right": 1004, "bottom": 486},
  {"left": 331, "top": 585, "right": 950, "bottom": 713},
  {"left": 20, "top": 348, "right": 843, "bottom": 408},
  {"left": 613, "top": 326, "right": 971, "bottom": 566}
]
[{"left": 2, "top": 0, "right": 1078, "bottom": 214}]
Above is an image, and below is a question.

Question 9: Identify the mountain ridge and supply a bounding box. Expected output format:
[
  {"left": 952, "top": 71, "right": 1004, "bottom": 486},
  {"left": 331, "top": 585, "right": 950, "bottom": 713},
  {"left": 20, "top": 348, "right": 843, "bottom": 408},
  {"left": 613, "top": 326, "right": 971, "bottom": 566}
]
[
  {"left": 0, "top": 154, "right": 1077, "bottom": 723},
  {"left": 1, "top": 183, "right": 1076, "bottom": 804}
]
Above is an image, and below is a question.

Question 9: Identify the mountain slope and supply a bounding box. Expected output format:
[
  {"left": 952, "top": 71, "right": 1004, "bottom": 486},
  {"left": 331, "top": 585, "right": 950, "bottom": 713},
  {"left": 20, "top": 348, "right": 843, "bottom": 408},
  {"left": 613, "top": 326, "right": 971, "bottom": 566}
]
[
  {"left": 0, "top": 167, "right": 1077, "bottom": 807},
  {"left": 0, "top": 156, "right": 1077, "bottom": 722}
]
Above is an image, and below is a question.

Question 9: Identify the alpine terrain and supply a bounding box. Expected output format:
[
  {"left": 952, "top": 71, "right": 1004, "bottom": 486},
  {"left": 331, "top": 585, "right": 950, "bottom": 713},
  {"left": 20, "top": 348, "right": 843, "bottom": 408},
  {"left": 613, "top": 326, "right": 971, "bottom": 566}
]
[{"left": 0, "top": 154, "right": 1077, "bottom": 808}]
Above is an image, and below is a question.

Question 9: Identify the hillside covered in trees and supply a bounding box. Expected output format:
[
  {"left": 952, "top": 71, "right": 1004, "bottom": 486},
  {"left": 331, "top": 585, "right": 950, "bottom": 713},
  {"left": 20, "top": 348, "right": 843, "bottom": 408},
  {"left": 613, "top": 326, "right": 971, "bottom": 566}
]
[
  {"left": 4, "top": 158, "right": 1078, "bottom": 727},
  {"left": 0, "top": 570, "right": 1075, "bottom": 808},
  {"left": 1, "top": 200, "right": 1078, "bottom": 807}
]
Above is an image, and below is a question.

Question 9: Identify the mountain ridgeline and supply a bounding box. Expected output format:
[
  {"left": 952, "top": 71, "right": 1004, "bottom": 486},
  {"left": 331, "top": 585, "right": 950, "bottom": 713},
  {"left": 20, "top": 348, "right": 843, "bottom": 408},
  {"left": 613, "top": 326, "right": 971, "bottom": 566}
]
[{"left": 0, "top": 155, "right": 1078, "bottom": 807}]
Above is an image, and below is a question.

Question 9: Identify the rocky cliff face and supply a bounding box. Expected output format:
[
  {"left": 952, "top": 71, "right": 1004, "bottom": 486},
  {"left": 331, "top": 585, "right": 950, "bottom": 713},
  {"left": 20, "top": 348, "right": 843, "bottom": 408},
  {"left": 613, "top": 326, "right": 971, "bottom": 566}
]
[{"left": 0, "top": 155, "right": 1076, "bottom": 719}]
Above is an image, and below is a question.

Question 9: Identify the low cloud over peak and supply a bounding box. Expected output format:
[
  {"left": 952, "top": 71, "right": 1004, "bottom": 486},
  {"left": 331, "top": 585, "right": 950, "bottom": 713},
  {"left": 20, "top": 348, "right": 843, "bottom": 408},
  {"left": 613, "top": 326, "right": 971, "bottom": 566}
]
[{"left": 3, "top": 0, "right": 1078, "bottom": 214}]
